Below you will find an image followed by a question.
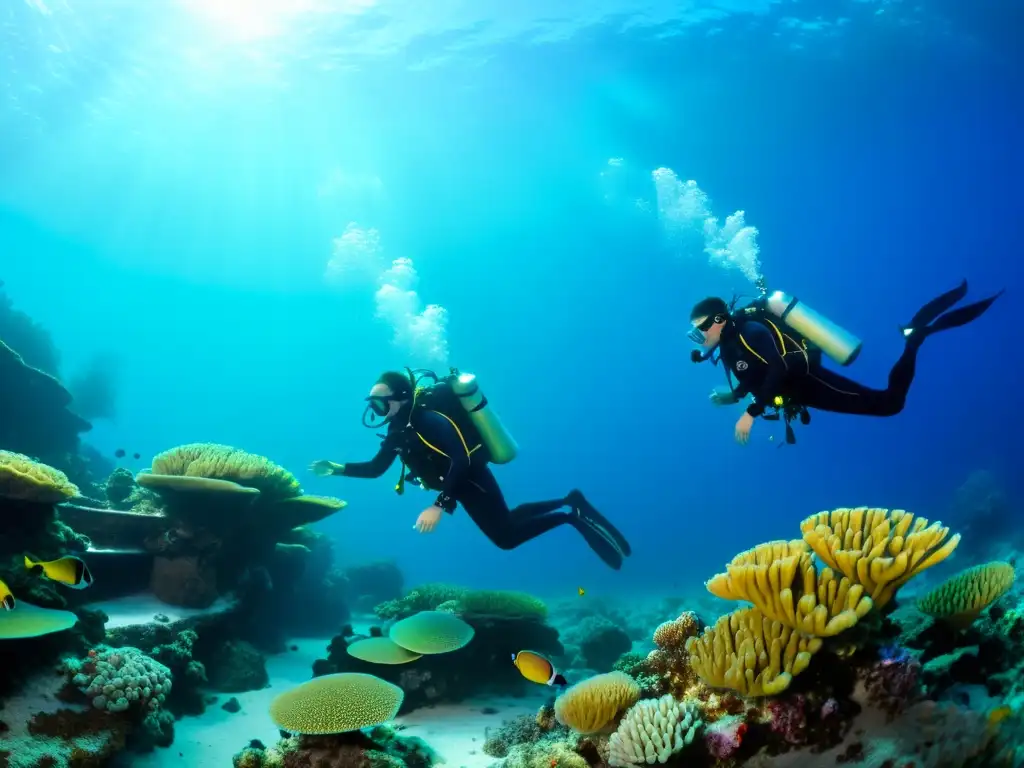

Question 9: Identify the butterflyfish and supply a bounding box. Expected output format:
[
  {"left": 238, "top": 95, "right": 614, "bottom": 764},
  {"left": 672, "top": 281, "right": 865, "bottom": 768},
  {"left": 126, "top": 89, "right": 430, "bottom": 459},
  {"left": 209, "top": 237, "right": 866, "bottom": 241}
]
[
  {"left": 577, "top": 587, "right": 585, "bottom": 597},
  {"left": 511, "top": 650, "right": 567, "bottom": 687},
  {"left": 0, "top": 579, "right": 14, "bottom": 610},
  {"left": 24, "top": 554, "right": 94, "bottom": 590}
]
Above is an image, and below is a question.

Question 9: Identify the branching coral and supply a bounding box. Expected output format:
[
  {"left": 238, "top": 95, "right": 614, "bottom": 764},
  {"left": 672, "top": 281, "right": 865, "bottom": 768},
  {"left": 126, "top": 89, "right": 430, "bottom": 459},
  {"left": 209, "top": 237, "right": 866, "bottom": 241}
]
[
  {"left": 706, "top": 539, "right": 873, "bottom": 637},
  {"left": 917, "top": 561, "right": 1015, "bottom": 629},
  {"left": 686, "top": 607, "right": 823, "bottom": 697},
  {"left": 800, "top": 507, "right": 960, "bottom": 610}
]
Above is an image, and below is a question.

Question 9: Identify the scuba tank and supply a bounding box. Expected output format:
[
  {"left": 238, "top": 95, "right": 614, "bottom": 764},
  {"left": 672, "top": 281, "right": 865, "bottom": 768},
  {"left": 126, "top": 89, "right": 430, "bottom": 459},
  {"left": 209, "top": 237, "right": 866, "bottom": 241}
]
[
  {"left": 449, "top": 372, "right": 519, "bottom": 464},
  {"left": 763, "top": 290, "right": 862, "bottom": 366}
]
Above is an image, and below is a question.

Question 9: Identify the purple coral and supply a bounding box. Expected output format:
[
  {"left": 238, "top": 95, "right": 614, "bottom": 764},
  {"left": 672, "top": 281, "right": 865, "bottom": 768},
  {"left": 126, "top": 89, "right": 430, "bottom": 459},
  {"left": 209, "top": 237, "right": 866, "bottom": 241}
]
[
  {"left": 767, "top": 695, "right": 808, "bottom": 745},
  {"left": 705, "top": 715, "right": 747, "bottom": 759},
  {"left": 863, "top": 644, "right": 921, "bottom": 716}
]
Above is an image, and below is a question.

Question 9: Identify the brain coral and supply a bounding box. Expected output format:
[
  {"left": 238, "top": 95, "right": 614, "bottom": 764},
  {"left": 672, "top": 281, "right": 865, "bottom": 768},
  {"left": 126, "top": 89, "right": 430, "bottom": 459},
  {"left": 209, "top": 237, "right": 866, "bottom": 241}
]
[
  {"left": 554, "top": 671, "right": 641, "bottom": 734},
  {"left": 269, "top": 673, "right": 404, "bottom": 734}
]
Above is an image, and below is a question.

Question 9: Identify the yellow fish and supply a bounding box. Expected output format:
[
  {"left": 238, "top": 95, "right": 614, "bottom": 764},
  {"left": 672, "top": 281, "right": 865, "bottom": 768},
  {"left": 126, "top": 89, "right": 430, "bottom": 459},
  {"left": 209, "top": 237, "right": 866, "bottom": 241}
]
[
  {"left": 24, "top": 554, "right": 93, "bottom": 590},
  {"left": 0, "top": 579, "right": 14, "bottom": 611},
  {"left": 988, "top": 705, "right": 1012, "bottom": 729},
  {"left": 577, "top": 587, "right": 585, "bottom": 597},
  {"left": 512, "top": 650, "right": 567, "bottom": 687}
]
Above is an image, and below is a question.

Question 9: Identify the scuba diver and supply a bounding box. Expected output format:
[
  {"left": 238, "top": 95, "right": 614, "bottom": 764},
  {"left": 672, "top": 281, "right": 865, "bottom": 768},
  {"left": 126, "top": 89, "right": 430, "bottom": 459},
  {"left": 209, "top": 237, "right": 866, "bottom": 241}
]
[
  {"left": 310, "top": 368, "right": 632, "bottom": 570},
  {"left": 689, "top": 280, "right": 1003, "bottom": 445}
]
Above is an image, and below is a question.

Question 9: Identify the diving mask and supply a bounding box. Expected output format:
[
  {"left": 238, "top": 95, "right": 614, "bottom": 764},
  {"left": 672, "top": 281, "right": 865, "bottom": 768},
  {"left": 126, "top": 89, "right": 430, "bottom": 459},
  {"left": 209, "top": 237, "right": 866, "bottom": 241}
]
[
  {"left": 362, "top": 395, "right": 400, "bottom": 428},
  {"left": 688, "top": 314, "right": 724, "bottom": 345}
]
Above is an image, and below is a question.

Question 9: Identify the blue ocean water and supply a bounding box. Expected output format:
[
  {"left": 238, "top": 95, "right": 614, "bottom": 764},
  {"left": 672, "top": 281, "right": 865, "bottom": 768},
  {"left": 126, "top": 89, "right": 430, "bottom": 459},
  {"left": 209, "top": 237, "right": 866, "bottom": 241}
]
[{"left": 1, "top": 0, "right": 1020, "bottom": 606}]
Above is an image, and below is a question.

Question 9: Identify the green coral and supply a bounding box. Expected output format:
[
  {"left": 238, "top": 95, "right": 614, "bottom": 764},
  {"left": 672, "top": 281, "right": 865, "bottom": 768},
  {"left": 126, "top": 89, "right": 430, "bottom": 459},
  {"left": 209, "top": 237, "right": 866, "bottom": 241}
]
[
  {"left": 374, "top": 584, "right": 547, "bottom": 623},
  {"left": 505, "top": 739, "right": 588, "bottom": 768},
  {"left": 65, "top": 645, "right": 172, "bottom": 713},
  {"left": 611, "top": 651, "right": 661, "bottom": 694}
]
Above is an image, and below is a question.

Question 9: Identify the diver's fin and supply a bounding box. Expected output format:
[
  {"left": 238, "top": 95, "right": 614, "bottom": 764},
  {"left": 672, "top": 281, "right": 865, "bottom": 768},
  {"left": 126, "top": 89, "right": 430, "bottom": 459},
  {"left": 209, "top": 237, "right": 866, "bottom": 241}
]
[
  {"left": 572, "top": 518, "right": 623, "bottom": 570},
  {"left": 907, "top": 290, "right": 1004, "bottom": 345},
  {"left": 906, "top": 279, "right": 968, "bottom": 330},
  {"left": 566, "top": 491, "right": 631, "bottom": 556}
]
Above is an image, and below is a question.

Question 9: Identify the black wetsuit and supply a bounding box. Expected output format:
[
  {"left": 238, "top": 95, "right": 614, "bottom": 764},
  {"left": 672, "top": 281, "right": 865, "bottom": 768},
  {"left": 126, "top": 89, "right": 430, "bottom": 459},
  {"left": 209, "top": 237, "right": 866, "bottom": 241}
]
[
  {"left": 339, "top": 404, "right": 631, "bottom": 568},
  {"left": 717, "top": 320, "right": 917, "bottom": 417},
  {"left": 716, "top": 281, "right": 1001, "bottom": 419}
]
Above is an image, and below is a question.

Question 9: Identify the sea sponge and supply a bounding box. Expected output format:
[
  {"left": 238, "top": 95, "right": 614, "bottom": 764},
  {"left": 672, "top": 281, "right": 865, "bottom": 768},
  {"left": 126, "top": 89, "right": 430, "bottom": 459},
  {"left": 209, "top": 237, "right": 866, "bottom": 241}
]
[
  {"left": 67, "top": 645, "right": 172, "bottom": 713},
  {"left": 607, "top": 695, "right": 702, "bottom": 766},
  {"left": 685, "top": 607, "right": 822, "bottom": 697},
  {"left": 269, "top": 673, "right": 403, "bottom": 734},
  {"left": 347, "top": 637, "right": 423, "bottom": 664},
  {"left": 800, "top": 507, "right": 960, "bottom": 609},
  {"left": 0, "top": 450, "right": 79, "bottom": 503},
  {"left": 149, "top": 442, "right": 302, "bottom": 500},
  {"left": 706, "top": 539, "right": 873, "bottom": 637},
  {"left": 554, "top": 671, "right": 641, "bottom": 734},
  {"left": 0, "top": 600, "right": 78, "bottom": 638},
  {"left": 918, "top": 561, "right": 1016, "bottom": 629},
  {"left": 388, "top": 610, "right": 475, "bottom": 654}
]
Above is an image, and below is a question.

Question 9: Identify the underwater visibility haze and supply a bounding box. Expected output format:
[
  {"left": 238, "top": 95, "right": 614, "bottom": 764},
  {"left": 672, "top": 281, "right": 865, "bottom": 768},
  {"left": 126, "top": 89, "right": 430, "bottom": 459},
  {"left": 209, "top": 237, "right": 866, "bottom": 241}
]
[{"left": 0, "top": 0, "right": 1022, "bottom": 766}]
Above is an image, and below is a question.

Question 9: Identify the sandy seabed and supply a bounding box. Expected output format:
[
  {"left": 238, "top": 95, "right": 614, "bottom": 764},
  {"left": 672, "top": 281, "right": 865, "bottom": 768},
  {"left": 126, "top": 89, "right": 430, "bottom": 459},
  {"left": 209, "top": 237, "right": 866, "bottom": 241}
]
[{"left": 122, "top": 637, "right": 547, "bottom": 768}]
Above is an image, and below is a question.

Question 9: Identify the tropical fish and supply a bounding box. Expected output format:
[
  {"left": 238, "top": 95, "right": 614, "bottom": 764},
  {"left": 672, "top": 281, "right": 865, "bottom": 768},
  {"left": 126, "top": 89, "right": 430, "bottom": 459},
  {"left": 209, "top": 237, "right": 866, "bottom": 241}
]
[
  {"left": 114, "top": 448, "right": 126, "bottom": 458},
  {"left": 24, "top": 554, "right": 94, "bottom": 590},
  {"left": 511, "top": 650, "right": 567, "bottom": 687},
  {"left": 577, "top": 587, "right": 585, "bottom": 597},
  {"left": 0, "top": 579, "right": 14, "bottom": 610}
]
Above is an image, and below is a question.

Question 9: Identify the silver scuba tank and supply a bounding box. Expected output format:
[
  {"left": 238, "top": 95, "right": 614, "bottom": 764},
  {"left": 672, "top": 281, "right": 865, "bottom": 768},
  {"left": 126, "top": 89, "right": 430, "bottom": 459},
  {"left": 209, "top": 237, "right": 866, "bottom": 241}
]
[{"left": 764, "top": 290, "right": 863, "bottom": 366}]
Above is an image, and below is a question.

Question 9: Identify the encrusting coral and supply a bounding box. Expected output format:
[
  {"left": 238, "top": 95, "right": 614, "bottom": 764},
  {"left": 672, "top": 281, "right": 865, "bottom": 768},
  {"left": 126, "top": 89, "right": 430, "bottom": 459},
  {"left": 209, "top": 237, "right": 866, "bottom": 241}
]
[
  {"left": 65, "top": 646, "right": 172, "bottom": 713},
  {"left": 917, "top": 560, "right": 1016, "bottom": 629}
]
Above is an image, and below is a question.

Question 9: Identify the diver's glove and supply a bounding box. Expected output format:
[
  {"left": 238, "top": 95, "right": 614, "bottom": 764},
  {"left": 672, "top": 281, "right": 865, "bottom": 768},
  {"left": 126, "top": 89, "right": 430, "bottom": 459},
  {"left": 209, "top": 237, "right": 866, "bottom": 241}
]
[{"left": 709, "top": 388, "right": 740, "bottom": 406}]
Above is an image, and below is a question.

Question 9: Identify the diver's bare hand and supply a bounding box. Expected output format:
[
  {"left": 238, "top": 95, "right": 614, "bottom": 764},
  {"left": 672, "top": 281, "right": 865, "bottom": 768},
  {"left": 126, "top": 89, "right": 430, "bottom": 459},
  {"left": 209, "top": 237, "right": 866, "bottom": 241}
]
[
  {"left": 310, "top": 460, "right": 343, "bottom": 477},
  {"left": 734, "top": 412, "right": 754, "bottom": 445},
  {"left": 414, "top": 506, "right": 443, "bottom": 534}
]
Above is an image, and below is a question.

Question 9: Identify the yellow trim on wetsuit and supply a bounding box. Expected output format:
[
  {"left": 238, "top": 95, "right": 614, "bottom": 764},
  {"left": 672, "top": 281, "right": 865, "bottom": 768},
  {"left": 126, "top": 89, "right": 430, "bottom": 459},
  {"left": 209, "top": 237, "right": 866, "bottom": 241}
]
[{"left": 738, "top": 334, "right": 769, "bottom": 365}]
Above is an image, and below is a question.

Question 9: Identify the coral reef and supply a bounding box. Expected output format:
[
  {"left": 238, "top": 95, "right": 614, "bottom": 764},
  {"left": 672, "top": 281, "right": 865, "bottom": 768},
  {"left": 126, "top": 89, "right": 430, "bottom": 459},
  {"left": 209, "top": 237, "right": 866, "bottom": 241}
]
[
  {"left": 232, "top": 726, "right": 436, "bottom": 768},
  {"left": 207, "top": 640, "right": 270, "bottom": 692},
  {"left": 315, "top": 586, "right": 563, "bottom": 712}
]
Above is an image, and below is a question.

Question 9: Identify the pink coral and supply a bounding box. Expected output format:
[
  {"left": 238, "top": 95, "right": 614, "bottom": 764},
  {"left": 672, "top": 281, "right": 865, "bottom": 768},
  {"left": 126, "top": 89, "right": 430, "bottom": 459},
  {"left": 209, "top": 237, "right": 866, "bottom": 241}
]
[
  {"left": 767, "top": 695, "right": 808, "bottom": 745},
  {"left": 820, "top": 697, "right": 839, "bottom": 719},
  {"left": 705, "top": 715, "right": 747, "bottom": 759}
]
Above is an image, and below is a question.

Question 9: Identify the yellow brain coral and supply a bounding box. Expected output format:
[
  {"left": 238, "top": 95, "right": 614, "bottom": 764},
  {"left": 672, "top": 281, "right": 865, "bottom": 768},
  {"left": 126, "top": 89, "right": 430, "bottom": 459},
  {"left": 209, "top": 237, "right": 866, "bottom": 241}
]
[
  {"left": 268, "top": 673, "right": 403, "bottom": 734},
  {"left": 707, "top": 539, "right": 873, "bottom": 637},
  {"left": 685, "top": 607, "right": 823, "bottom": 697},
  {"left": 554, "top": 671, "right": 641, "bottom": 734},
  {"left": 918, "top": 561, "right": 1016, "bottom": 629},
  {"left": 0, "top": 450, "right": 79, "bottom": 503},
  {"left": 800, "top": 507, "right": 960, "bottom": 609},
  {"left": 150, "top": 443, "right": 302, "bottom": 500}
]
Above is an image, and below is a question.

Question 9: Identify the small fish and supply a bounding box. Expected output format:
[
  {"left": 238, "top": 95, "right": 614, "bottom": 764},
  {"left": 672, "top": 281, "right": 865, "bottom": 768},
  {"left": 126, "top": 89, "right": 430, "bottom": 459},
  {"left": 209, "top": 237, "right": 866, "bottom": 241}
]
[
  {"left": 114, "top": 448, "right": 126, "bottom": 458},
  {"left": 988, "top": 705, "right": 1012, "bottom": 729},
  {"left": 512, "top": 651, "right": 567, "bottom": 687},
  {"left": 0, "top": 579, "right": 14, "bottom": 610},
  {"left": 133, "top": 452, "right": 141, "bottom": 460},
  {"left": 577, "top": 586, "right": 585, "bottom": 597},
  {"left": 24, "top": 554, "right": 94, "bottom": 590}
]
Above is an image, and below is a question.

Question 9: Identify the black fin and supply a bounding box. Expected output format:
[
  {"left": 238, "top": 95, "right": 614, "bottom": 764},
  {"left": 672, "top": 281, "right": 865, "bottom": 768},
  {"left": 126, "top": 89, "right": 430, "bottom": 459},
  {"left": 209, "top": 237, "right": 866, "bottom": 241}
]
[
  {"left": 567, "top": 490, "right": 631, "bottom": 557},
  {"left": 573, "top": 519, "right": 623, "bottom": 570},
  {"left": 553, "top": 674, "right": 568, "bottom": 687},
  {"left": 907, "top": 280, "right": 968, "bottom": 330},
  {"left": 920, "top": 291, "right": 1003, "bottom": 337}
]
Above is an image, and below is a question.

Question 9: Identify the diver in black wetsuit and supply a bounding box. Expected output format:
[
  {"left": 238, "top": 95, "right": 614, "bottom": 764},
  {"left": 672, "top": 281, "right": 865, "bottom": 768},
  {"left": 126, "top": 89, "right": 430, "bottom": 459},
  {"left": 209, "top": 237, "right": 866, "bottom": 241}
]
[
  {"left": 310, "top": 370, "right": 631, "bottom": 570},
  {"left": 688, "top": 280, "right": 1003, "bottom": 445}
]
